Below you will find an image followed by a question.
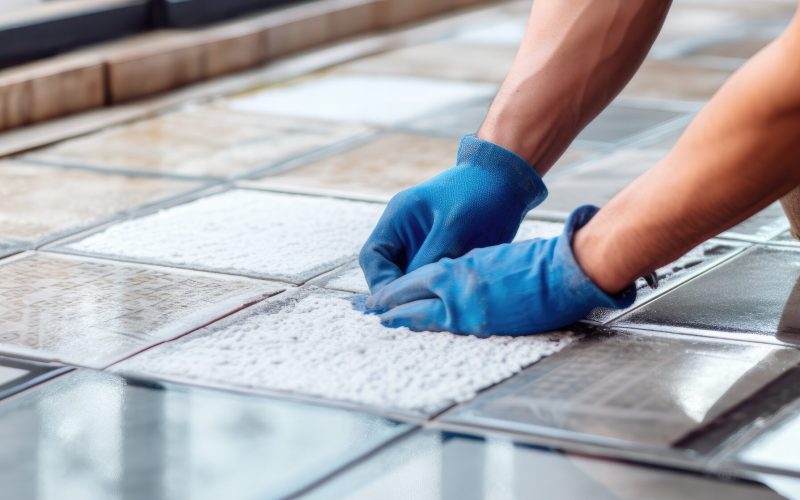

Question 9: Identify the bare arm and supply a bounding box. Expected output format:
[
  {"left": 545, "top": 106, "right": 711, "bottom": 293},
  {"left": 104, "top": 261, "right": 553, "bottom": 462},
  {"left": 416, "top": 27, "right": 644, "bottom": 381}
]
[
  {"left": 574, "top": 7, "right": 800, "bottom": 293},
  {"left": 478, "top": 0, "right": 672, "bottom": 174}
]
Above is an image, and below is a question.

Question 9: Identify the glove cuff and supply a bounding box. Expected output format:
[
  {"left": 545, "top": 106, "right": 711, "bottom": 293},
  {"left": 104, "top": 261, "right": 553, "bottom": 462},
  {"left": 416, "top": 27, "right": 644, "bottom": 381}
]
[
  {"left": 556, "top": 205, "right": 637, "bottom": 310},
  {"left": 456, "top": 134, "right": 548, "bottom": 212}
]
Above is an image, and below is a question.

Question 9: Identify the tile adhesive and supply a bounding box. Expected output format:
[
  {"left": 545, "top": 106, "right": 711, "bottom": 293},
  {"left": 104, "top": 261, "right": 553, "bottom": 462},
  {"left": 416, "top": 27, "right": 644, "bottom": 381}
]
[
  {"left": 117, "top": 290, "right": 575, "bottom": 415},
  {"left": 68, "top": 190, "right": 385, "bottom": 282}
]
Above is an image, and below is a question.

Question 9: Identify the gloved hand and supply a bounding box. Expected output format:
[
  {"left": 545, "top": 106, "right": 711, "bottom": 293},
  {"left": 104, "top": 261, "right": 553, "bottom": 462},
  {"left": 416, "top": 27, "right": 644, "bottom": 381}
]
[
  {"left": 359, "top": 134, "right": 548, "bottom": 293},
  {"left": 364, "top": 205, "right": 637, "bottom": 336}
]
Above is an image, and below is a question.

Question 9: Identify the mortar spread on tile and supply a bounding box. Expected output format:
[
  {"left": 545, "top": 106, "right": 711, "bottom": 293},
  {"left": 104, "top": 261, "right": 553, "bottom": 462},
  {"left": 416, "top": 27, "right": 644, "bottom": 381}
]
[
  {"left": 68, "top": 191, "right": 385, "bottom": 281},
  {"left": 118, "top": 294, "right": 574, "bottom": 414}
]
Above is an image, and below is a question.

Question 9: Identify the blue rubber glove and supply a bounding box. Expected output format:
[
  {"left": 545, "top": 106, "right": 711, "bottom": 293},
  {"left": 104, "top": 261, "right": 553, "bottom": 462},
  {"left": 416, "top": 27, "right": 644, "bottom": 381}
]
[
  {"left": 364, "top": 205, "right": 636, "bottom": 336},
  {"left": 359, "top": 134, "right": 547, "bottom": 293}
]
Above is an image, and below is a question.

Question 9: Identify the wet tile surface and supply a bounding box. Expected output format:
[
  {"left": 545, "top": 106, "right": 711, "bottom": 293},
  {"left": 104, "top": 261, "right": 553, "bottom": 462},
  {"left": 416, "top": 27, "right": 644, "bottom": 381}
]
[
  {"left": 0, "top": 370, "right": 410, "bottom": 500},
  {"left": 441, "top": 329, "right": 800, "bottom": 448},
  {"left": 304, "top": 431, "right": 783, "bottom": 500},
  {"left": 312, "top": 219, "right": 565, "bottom": 294},
  {"left": 65, "top": 189, "right": 385, "bottom": 283},
  {"left": 0, "top": 253, "right": 281, "bottom": 368},
  {"left": 616, "top": 245, "right": 800, "bottom": 344},
  {"left": 0, "top": 161, "right": 198, "bottom": 244},
  {"left": 589, "top": 239, "right": 747, "bottom": 323},
  {"left": 771, "top": 230, "right": 799, "bottom": 245},
  {"left": 734, "top": 400, "right": 800, "bottom": 475},
  {"left": 251, "top": 133, "right": 460, "bottom": 199},
  {"left": 114, "top": 288, "right": 575, "bottom": 416},
  {"left": 335, "top": 42, "right": 518, "bottom": 83},
  {"left": 621, "top": 59, "right": 735, "bottom": 101},
  {"left": 722, "top": 202, "right": 790, "bottom": 241},
  {"left": 0, "top": 355, "right": 68, "bottom": 400},
  {"left": 228, "top": 74, "right": 496, "bottom": 125},
  {"left": 537, "top": 150, "right": 665, "bottom": 215},
  {"left": 25, "top": 107, "right": 371, "bottom": 179}
]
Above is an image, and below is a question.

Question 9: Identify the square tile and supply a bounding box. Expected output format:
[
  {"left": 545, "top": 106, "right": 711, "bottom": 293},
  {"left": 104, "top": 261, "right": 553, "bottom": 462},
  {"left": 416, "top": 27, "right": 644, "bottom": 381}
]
[
  {"left": 615, "top": 245, "right": 800, "bottom": 345},
  {"left": 574, "top": 103, "right": 688, "bottom": 147},
  {"left": 733, "top": 401, "right": 800, "bottom": 475},
  {"left": 0, "top": 370, "right": 410, "bottom": 500},
  {"left": 227, "top": 74, "right": 496, "bottom": 125},
  {"left": 25, "top": 107, "right": 370, "bottom": 179},
  {"left": 440, "top": 328, "right": 800, "bottom": 448},
  {"left": 722, "top": 202, "right": 790, "bottom": 241},
  {"left": 304, "top": 431, "right": 783, "bottom": 499},
  {"left": 251, "top": 133, "right": 460, "bottom": 199},
  {"left": 448, "top": 19, "right": 527, "bottom": 47},
  {"left": 589, "top": 239, "right": 748, "bottom": 323},
  {"left": 621, "top": 59, "right": 735, "bottom": 102},
  {"left": 114, "top": 288, "right": 575, "bottom": 416},
  {"left": 0, "top": 161, "right": 199, "bottom": 244},
  {"left": 0, "top": 252, "right": 281, "bottom": 368},
  {"left": 536, "top": 150, "right": 665, "bottom": 216},
  {"left": 65, "top": 189, "right": 386, "bottom": 283},
  {"left": 312, "top": 219, "right": 566, "bottom": 294},
  {"left": 335, "top": 42, "right": 517, "bottom": 83}
]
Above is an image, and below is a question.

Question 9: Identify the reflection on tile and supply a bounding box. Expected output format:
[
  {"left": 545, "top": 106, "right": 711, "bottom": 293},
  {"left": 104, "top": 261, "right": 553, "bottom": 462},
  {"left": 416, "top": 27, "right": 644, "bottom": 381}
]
[
  {"left": 66, "top": 190, "right": 385, "bottom": 283},
  {"left": 0, "top": 253, "right": 280, "bottom": 367},
  {"left": 735, "top": 401, "right": 800, "bottom": 474},
  {"left": 722, "top": 203, "right": 789, "bottom": 241},
  {"left": 228, "top": 74, "right": 495, "bottom": 125},
  {"left": 575, "top": 103, "right": 687, "bottom": 146},
  {"left": 589, "top": 239, "right": 746, "bottom": 323},
  {"left": 617, "top": 246, "right": 800, "bottom": 344},
  {"left": 252, "top": 134, "right": 459, "bottom": 199},
  {"left": 115, "top": 288, "right": 575, "bottom": 416},
  {"left": 442, "top": 329, "right": 800, "bottom": 448},
  {"left": 25, "top": 107, "right": 371, "bottom": 179},
  {"left": 0, "top": 355, "right": 68, "bottom": 400},
  {"left": 449, "top": 19, "right": 527, "bottom": 46},
  {"left": 537, "top": 150, "right": 664, "bottom": 215},
  {"left": 336, "top": 42, "right": 517, "bottom": 83},
  {"left": 0, "top": 370, "right": 410, "bottom": 500},
  {"left": 0, "top": 161, "right": 197, "bottom": 243},
  {"left": 313, "top": 219, "right": 565, "bottom": 294},
  {"left": 622, "top": 59, "right": 734, "bottom": 101},
  {"left": 305, "top": 431, "right": 783, "bottom": 500}
]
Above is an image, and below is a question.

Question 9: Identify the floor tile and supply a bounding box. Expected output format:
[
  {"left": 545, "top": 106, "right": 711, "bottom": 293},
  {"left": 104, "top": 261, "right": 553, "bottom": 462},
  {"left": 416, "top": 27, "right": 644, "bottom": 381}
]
[
  {"left": 114, "top": 288, "right": 575, "bottom": 416},
  {"left": 24, "top": 106, "right": 370, "bottom": 179},
  {"left": 771, "top": 230, "right": 798, "bottom": 245},
  {"left": 733, "top": 400, "right": 800, "bottom": 476},
  {"left": 0, "top": 252, "right": 281, "bottom": 368},
  {"left": 312, "top": 219, "right": 565, "bottom": 294},
  {"left": 687, "top": 33, "right": 777, "bottom": 60},
  {"left": 440, "top": 328, "right": 800, "bottom": 448},
  {"left": 722, "top": 202, "right": 790, "bottom": 241},
  {"left": 0, "top": 355, "right": 69, "bottom": 400},
  {"left": 227, "top": 74, "right": 496, "bottom": 125},
  {"left": 536, "top": 150, "right": 665, "bottom": 216},
  {"left": 334, "top": 42, "right": 517, "bottom": 83},
  {"left": 615, "top": 245, "right": 800, "bottom": 345},
  {"left": 448, "top": 19, "right": 527, "bottom": 47},
  {"left": 0, "top": 240, "right": 24, "bottom": 258},
  {"left": 589, "top": 239, "right": 748, "bottom": 323},
  {"left": 621, "top": 59, "right": 735, "bottom": 101},
  {"left": 65, "top": 189, "right": 385, "bottom": 283},
  {"left": 251, "top": 133, "right": 460, "bottom": 199},
  {"left": 0, "top": 370, "right": 410, "bottom": 500},
  {"left": 303, "top": 431, "right": 783, "bottom": 500},
  {"left": 0, "top": 161, "right": 198, "bottom": 244}
]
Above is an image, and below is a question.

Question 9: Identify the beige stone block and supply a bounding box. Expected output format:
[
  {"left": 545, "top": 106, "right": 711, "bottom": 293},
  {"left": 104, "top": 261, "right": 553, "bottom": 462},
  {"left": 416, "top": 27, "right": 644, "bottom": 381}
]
[
  {"left": 202, "top": 24, "right": 268, "bottom": 79},
  {"left": 0, "top": 54, "right": 104, "bottom": 131},
  {"left": 263, "top": 6, "right": 333, "bottom": 59},
  {"left": 328, "top": 0, "right": 379, "bottom": 40},
  {"left": 106, "top": 31, "right": 205, "bottom": 103}
]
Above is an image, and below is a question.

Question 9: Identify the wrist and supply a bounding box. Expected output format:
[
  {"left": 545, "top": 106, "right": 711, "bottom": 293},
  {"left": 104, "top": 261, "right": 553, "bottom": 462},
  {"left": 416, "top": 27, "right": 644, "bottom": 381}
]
[{"left": 572, "top": 217, "right": 635, "bottom": 295}]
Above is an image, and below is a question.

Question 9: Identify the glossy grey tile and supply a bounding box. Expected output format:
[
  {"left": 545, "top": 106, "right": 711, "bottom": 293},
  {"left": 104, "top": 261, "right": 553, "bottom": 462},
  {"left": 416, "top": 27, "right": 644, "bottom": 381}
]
[
  {"left": 616, "top": 245, "right": 800, "bottom": 345},
  {"left": 304, "top": 431, "right": 783, "bottom": 500},
  {"left": 0, "top": 370, "right": 411, "bottom": 500},
  {"left": 440, "top": 329, "right": 800, "bottom": 449},
  {"left": 0, "top": 252, "right": 282, "bottom": 368},
  {"left": 589, "top": 239, "right": 748, "bottom": 323},
  {"left": 733, "top": 399, "right": 800, "bottom": 476}
]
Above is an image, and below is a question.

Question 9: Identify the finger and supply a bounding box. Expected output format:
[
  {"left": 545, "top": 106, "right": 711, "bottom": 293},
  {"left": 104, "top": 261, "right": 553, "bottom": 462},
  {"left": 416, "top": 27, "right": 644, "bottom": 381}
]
[
  {"left": 359, "top": 237, "right": 404, "bottom": 294},
  {"left": 379, "top": 298, "right": 449, "bottom": 332},
  {"left": 365, "top": 263, "right": 441, "bottom": 312},
  {"left": 405, "top": 218, "right": 449, "bottom": 273}
]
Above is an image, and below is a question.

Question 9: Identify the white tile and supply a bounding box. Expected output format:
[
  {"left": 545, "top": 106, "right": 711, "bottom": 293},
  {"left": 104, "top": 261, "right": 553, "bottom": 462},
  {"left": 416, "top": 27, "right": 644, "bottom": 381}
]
[
  {"left": 115, "top": 289, "right": 575, "bottom": 415},
  {"left": 67, "top": 190, "right": 386, "bottom": 283},
  {"left": 228, "top": 74, "right": 496, "bottom": 125}
]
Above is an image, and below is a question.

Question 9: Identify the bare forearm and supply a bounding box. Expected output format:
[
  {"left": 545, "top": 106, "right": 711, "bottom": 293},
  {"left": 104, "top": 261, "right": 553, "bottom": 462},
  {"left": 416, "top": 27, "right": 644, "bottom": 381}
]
[
  {"left": 478, "top": 0, "right": 671, "bottom": 174},
  {"left": 575, "top": 13, "right": 800, "bottom": 293}
]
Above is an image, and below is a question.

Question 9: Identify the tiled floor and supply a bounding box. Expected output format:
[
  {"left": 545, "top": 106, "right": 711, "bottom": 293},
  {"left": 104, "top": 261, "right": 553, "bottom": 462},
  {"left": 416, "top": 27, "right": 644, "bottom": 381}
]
[{"left": 2, "top": 0, "right": 800, "bottom": 497}]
